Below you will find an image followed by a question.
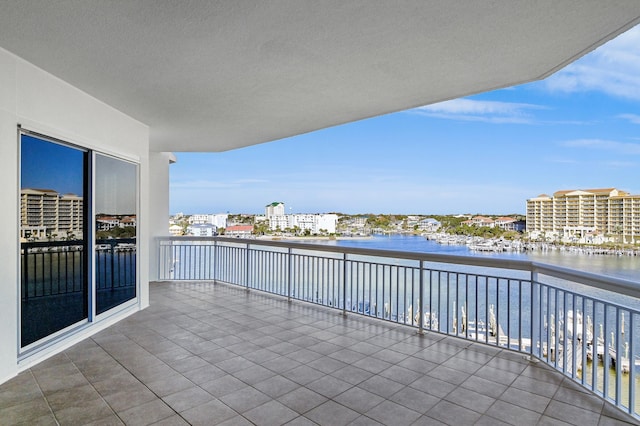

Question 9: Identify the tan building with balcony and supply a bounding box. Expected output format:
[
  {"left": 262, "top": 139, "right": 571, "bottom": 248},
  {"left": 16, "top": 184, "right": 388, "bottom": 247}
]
[
  {"left": 526, "top": 188, "right": 640, "bottom": 243},
  {"left": 20, "top": 188, "right": 83, "bottom": 240},
  {"left": 608, "top": 193, "right": 640, "bottom": 244}
]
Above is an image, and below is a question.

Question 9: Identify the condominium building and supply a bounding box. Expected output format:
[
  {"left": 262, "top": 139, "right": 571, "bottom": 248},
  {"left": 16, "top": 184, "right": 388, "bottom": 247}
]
[
  {"left": 265, "top": 202, "right": 285, "bottom": 218},
  {"left": 608, "top": 194, "right": 640, "bottom": 244},
  {"left": 264, "top": 202, "right": 337, "bottom": 234},
  {"left": 526, "top": 188, "right": 640, "bottom": 243},
  {"left": 20, "top": 188, "right": 83, "bottom": 240},
  {"left": 188, "top": 213, "right": 228, "bottom": 229}
]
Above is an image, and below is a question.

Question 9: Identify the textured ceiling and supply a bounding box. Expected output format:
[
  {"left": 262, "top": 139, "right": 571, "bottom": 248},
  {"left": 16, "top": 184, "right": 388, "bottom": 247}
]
[{"left": 1, "top": 1, "right": 639, "bottom": 152}]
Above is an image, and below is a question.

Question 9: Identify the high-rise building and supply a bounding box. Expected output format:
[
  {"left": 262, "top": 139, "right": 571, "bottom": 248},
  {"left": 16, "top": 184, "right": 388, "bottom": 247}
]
[
  {"left": 20, "top": 188, "right": 83, "bottom": 240},
  {"left": 265, "top": 202, "right": 285, "bottom": 218},
  {"left": 526, "top": 188, "right": 640, "bottom": 243}
]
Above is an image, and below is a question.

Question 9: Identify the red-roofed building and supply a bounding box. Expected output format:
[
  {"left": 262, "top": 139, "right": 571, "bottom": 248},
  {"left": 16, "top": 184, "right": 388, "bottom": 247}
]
[
  {"left": 225, "top": 225, "right": 254, "bottom": 238},
  {"left": 463, "top": 216, "right": 496, "bottom": 228}
]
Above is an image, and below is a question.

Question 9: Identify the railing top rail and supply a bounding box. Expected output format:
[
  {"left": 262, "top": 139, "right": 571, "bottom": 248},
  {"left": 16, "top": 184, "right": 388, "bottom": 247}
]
[
  {"left": 157, "top": 236, "right": 640, "bottom": 299},
  {"left": 96, "top": 238, "right": 136, "bottom": 245},
  {"left": 21, "top": 240, "right": 85, "bottom": 248},
  {"left": 531, "top": 261, "right": 640, "bottom": 300},
  {"left": 158, "top": 235, "right": 531, "bottom": 268}
]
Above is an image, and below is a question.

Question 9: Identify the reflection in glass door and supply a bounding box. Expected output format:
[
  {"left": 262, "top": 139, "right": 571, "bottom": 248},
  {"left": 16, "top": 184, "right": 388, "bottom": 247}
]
[
  {"left": 95, "top": 154, "right": 137, "bottom": 314},
  {"left": 20, "top": 133, "right": 88, "bottom": 348}
]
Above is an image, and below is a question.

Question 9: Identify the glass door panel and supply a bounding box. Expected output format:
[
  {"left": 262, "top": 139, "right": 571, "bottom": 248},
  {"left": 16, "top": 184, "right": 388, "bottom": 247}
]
[
  {"left": 95, "top": 154, "right": 137, "bottom": 314},
  {"left": 20, "top": 133, "right": 88, "bottom": 348}
]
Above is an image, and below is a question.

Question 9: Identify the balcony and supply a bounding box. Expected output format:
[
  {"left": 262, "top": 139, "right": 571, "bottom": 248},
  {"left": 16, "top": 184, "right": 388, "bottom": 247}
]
[
  {"left": 3, "top": 237, "right": 639, "bottom": 425},
  {"left": 4, "top": 2, "right": 640, "bottom": 424},
  {"left": 0, "top": 283, "right": 637, "bottom": 425}
]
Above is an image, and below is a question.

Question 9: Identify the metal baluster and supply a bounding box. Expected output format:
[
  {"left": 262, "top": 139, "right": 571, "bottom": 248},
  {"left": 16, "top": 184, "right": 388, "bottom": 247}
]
[
  {"left": 418, "top": 261, "right": 424, "bottom": 334},
  {"left": 629, "top": 312, "right": 636, "bottom": 416}
]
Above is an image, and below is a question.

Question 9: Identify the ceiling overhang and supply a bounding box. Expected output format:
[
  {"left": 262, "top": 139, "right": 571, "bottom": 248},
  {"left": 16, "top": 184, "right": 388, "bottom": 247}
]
[{"left": 1, "top": 1, "right": 639, "bottom": 152}]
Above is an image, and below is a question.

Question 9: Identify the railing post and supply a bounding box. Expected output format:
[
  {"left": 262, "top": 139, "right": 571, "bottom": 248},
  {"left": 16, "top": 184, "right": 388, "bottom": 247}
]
[
  {"left": 603, "top": 304, "right": 610, "bottom": 399},
  {"left": 287, "top": 247, "right": 292, "bottom": 302},
  {"left": 213, "top": 239, "right": 218, "bottom": 283},
  {"left": 615, "top": 308, "right": 621, "bottom": 406},
  {"left": 418, "top": 260, "right": 424, "bottom": 335},
  {"left": 630, "top": 313, "right": 636, "bottom": 416},
  {"left": 110, "top": 241, "right": 116, "bottom": 290},
  {"left": 157, "top": 239, "right": 162, "bottom": 280},
  {"left": 23, "top": 244, "right": 29, "bottom": 302},
  {"left": 245, "top": 243, "right": 250, "bottom": 291},
  {"left": 342, "top": 252, "right": 347, "bottom": 317},
  {"left": 530, "top": 269, "right": 538, "bottom": 359}
]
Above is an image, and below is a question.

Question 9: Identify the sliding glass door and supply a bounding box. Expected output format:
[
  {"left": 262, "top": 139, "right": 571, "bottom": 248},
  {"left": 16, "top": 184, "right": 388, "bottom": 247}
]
[{"left": 19, "top": 130, "right": 139, "bottom": 349}]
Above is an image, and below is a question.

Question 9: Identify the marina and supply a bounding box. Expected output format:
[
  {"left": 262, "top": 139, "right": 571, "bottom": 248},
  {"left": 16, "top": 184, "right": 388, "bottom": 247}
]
[
  {"left": 425, "top": 233, "right": 640, "bottom": 256},
  {"left": 318, "top": 233, "right": 640, "bottom": 282}
]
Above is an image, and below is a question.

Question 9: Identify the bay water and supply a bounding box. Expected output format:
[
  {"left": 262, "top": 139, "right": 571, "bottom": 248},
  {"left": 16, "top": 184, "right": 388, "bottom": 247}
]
[{"left": 316, "top": 234, "right": 640, "bottom": 282}]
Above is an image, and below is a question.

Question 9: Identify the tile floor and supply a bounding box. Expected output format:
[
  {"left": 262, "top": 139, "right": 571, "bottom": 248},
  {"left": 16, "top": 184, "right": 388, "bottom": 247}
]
[{"left": 0, "top": 281, "right": 638, "bottom": 425}]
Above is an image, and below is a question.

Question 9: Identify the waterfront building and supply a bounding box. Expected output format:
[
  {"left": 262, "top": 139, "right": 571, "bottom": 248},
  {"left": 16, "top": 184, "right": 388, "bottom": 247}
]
[
  {"left": 169, "top": 224, "right": 183, "bottom": 236},
  {"left": 225, "top": 225, "right": 254, "bottom": 238},
  {"left": 351, "top": 216, "right": 368, "bottom": 227},
  {"left": 120, "top": 216, "right": 137, "bottom": 227},
  {"left": 20, "top": 188, "right": 83, "bottom": 240},
  {"left": 267, "top": 213, "right": 338, "bottom": 234},
  {"left": 187, "top": 223, "right": 217, "bottom": 237},
  {"left": 188, "top": 214, "right": 209, "bottom": 224},
  {"left": 494, "top": 216, "right": 526, "bottom": 232},
  {"left": 312, "top": 214, "right": 339, "bottom": 234},
  {"left": 608, "top": 193, "right": 640, "bottom": 244},
  {"left": 267, "top": 214, "right": 289, "bottom": 231},
  {"left": 417, "top": 218, "right": 441, "bottom": 232},
  {"left": 337, "top": 215, "right": 371, "bottom": 236},
  {"left": 463, "top": 216, "right": 496, "bottom": 228},
  {"left": 526, "top": 188, "right": 640, "bottom": 243},
  {"left": 264, "top": 202, "right": 338, "bottom": 234},
  {"left": 96, "top": 214, "right": 137, "bottom": 232},
  {"left": 96, "top": 215, "right": 120, "bottom": 231},
  {"left": 188, "top": 213, "right": 228, "bottom": 229},
  {"left": 265, "top": 202, "right": 285, "bottom": 218}
]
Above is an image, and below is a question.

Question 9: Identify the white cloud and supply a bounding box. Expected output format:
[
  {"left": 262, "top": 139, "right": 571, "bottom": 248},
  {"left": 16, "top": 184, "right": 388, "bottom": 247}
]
[
  {"left": 545, "top": 26, "right": 640, "bottom": 99},
  {"left": 619, "top": 113, "right": 640, "bottom": 124},
  {"left": 562, "top": 139, "right": 640, "bottom": 155},
  {"left": 411, "top": 98, "right": 543, "bottom": 123},
  {"left": 605, "top": 160, "right": 637, "bottom": 168}
]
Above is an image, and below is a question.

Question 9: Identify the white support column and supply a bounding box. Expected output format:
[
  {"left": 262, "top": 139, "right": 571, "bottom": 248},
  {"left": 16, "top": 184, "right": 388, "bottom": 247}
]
[{"left": 148, "top": 152, "right": 175, "bottom": 284}]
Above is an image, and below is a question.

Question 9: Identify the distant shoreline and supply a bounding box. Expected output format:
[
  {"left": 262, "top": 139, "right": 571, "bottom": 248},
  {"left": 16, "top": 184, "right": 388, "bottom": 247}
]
[{"left": 256, "top": 235, "right": 372, "bottom": 242}]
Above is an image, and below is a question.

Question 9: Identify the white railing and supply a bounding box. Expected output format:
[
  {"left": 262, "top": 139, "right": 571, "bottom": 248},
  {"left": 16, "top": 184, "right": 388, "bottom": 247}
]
[{"left": 158, "top": 236, "right": 640, "bottom": 418}]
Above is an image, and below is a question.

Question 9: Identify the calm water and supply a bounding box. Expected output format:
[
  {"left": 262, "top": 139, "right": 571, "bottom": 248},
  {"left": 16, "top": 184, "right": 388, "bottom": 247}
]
[{"left": 316, "top": 234, "right": 640, "bottom": 282}]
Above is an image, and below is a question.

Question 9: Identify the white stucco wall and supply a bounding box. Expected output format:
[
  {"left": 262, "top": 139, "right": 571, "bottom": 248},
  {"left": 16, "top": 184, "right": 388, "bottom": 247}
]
[
  {"left": 0, "top": 47, "right": 151, "bottom": 383},
  {"left": 148, "top": 152, "right": 174, "bottom": 282}
]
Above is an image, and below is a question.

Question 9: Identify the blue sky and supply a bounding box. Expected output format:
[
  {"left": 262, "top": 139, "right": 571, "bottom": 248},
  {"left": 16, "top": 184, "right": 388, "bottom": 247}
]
[
  {"left": 170, "top": 26, "right": 640, "bottom": 216},
  {"left": 21, "top": 135, "right": 85, "bottom": 196},
  {"left": 21, "top": 136, "right": 137, "bottom": 215}
]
